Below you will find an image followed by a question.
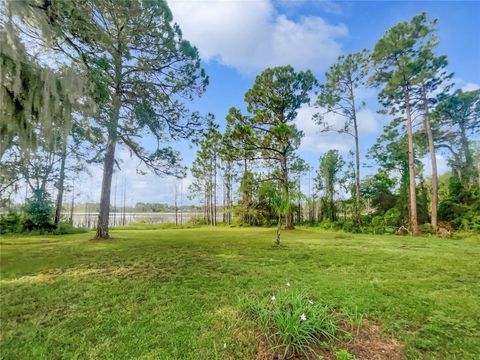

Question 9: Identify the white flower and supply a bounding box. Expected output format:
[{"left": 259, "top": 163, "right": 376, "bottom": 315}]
[
  {"left": 271, "top": 295, "right": 276, "bottom": 301},
  {"left": 308, "top": 300, "right": 314, "bottom": 305},
  {"left": 223, "top": 343, "right": 227, "bottom": 349},
  {"left": 300, "top": 313, "right": 307, "bottom": 321},
  {"left": 286, "top": 282, "right": 291, "bottom": 287}
]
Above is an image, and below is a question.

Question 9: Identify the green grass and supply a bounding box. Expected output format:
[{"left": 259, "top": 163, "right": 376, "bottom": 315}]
[
  {"left": 240, "top": 289, "right": 339, "bottom": 358},
  {"left": 1, "top": 227, "right": 479, "bottom": 359}
]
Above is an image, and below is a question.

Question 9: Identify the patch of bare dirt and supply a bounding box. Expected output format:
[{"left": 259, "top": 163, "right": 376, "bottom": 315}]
[
  {"left": 255, "top": 321, "right": 403, "bottom": 360},
  {"left": 329, "top": 321, "right": 402, "bottom": 360}
]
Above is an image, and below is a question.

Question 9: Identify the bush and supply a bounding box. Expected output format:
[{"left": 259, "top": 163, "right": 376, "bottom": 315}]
[
  {"left": 341, "top": 221, "right": 356, "bottom": 233},
  {"left": 383, "top": 207, "right": 401, "bottom": 227},
  {"left": 188, "top": 215, "right": 207, "bottom": 225},
  {"left": 370, "top": 215, "right": 384, "bottom": 227},
  {"left": 240, "top": 290, "right": 338, "bottom": 358},
  {"left": 421, "top": 223, "right": 434, "bottom": 234},
  {"left": 0, "top": 212, "right": 21, "bottom": 234},
  {"left": 22, "top": 190, "right": 55, "bottom": 232},
  {"left": 54, "top": 223, "right": 87, "bottom": 235}
]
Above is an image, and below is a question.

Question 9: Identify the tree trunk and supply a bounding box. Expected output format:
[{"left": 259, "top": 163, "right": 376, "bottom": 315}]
[
  {"left": 225, "top": 163, "right": 231, "bottom": 225},
  {"left": 350, "top": 82, "right": 361, "bottom": 226},
  {"left": 122, "top": 176, "right": 127, "bottom": 226},
  {"left": 213, "top": 154, "right": 217, "bottom": 226},
  {"left": 421, "top": 83, "right": 438, "bottom": 231},
  {"left": 458, "top": 122, "right": 473, "bottom": 184},
  {"left": 95, "top": 133, "right": 117, "bottom": 239},
  {"left": 403, "top": 86, "right": 419, "bottom": 235},
  {"left": 69, "top": 180, "right": 74, "bottom": 224},
  {"left": 204, "top": 190, "right": 207, "bottom": 224},
  {"left": 95, "top": 90, "right": 121, "bottom": 239},
  {"left": 275, "top": 214, "right": 281, "bottom": 246},
  {"left": 353, "top": 119, "right": 361, "bottom": 225},
  {"left": 175, "top": 182, "right": 178, "bottom": 226},
  {"left": 281, "top": 155, "right": 293, "bottom": 229},
  {"left": 54, "top": 139, "right": 67, "bottom": 227}
]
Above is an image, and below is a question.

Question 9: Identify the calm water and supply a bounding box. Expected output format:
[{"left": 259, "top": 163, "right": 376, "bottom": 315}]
[{"left": 67, "top": 212, "right": 207, "bottom": 229}]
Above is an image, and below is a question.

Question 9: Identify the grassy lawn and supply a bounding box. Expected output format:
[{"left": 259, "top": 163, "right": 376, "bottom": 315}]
[{"left": 1, "top": 227, "right": 479, "bottom": 359}]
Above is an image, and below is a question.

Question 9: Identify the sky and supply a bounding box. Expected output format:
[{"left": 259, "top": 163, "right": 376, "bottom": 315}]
[{"left": 77, "top": 0, "right": 480, "bottom": 206}]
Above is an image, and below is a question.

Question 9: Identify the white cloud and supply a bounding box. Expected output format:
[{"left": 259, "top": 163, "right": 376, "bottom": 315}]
[
  {"left": 461, "top": 82, "right": 480, "bottom": 92},
  {"left": 452, "top": 77, "right": 480, "bottom": 92},
  {"left": 167, "top": 0, "right": 348, "bottom": 74},
  {"left": 357, "top": 108, "right": 379, "bottom": 134},
  {"left": 277, "top": 0, "right": 342, "bottom": 15},
  {"left": 295, "top": 106, "right": 379, "bottom": 154}
]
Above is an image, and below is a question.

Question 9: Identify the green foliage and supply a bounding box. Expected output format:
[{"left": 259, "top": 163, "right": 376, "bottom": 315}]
[
  {"left": 420, "top": 223, "right": 434, "bottom": 235},
  {"left": 234, "top": 171, "right": 271, "bottom": 226},
  {"left": 361, "top": 171, "right": 397, "bottom": 215},
  {"left": 259, "top": 182, "right": 293, "bottom": 220},
  {"left": 316, "top": 150, "right": 345, "bottom": 222},
  {"left": 54, "top": 223, "right": 88, "bottom": 235},
  {"left": 0, "top": 8, "right": 91, "bottom": 156},
  {"left": 417, "top": 180, "right": 430, "bottom": 225},
  {"left": 228, "top": 66, "right": 315, "bottom": 228},
  {"left": 432, "top": 90, "right": 480, "bottom": 180},
  {"left": 383, "top": 207, "right": 401, "bottom": 227},
  {"left": 335, "top": 349, "right": 358, "bottom": 360},
  {"left": 21, "top": 190, "right": 54, "bottom": 232},
  {"left": 0, "top": 212, "right": 21, "bottom": 234},
  {"left": 189, "top": 119, "right": 224, "bottom": 225},
  {"left": 438, "top": 171, "right": 480, "bottom": 232},
  {"left": 240, "top": 290, "right": 338, "bottom": 358},
  {"left": 370, "top": 12, "right": 437, "bottom": 105}
]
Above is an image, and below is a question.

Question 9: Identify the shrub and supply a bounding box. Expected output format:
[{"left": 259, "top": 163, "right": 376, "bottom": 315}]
[
  {"left": 54, "top": 223, "right": 87, "bottom": 235},
  {"left": 370, "top": 215, "right": 384, "bottom": 227},
  {"left": 188, "top": 215, "right": 207, "bottom": 225},
  {"left": 335, "top": 349, "right": 358, "bottom": 360},
  {"left": 240, "top": 290, "right": 338, "bottom": 358},
  {"left": 383, "top": 207, "right": 401, "bottom": 227},
  {"left": 22, "top": 190, "right": 55, "bottom": 232},
  {"left": 421, "top": 223, "right": 434, "bottom": 234},
  {"left": 341, "top": 221, "right": 356, "bottom": 233},
  {"left": 384, "top": 226, "right": 395, "bottom": 234},
  {"left": 0, "top": 212, "right": 21, "bottom": 234}
]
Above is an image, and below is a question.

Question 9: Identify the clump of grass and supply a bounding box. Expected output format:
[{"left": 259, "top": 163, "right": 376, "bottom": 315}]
[
  {"left": 240, "top": 290, "right": 339, "bottom": 358},
  {"left": 335, "top": 349, "right": 358, "bottom": 360},
  {"left": 343, "top": 306, "right": 365, "bottom": 336}
]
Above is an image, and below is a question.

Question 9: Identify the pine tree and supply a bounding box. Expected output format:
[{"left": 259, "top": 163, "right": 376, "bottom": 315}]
[
  {"left": 370, "top": 13, "right": 438, "bottom": 234},
  {"left": 25, "top": 0, "right": 208, "bottom": 238},
  {"left": 228, "top": 66, "right": 316, "bottom": 229},
  {"left": 316, "top": 50, "right": 369, "bottom": 225}
]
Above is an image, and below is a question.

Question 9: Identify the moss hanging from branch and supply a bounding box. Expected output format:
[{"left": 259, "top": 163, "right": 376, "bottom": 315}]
[{"left": 0, "top": 3, "right": 91, "bottom": 157}]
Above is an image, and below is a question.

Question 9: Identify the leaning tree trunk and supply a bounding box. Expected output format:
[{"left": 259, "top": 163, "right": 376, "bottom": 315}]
[
  {"left": 95, "top": 91, "right": 121, "bottom": 239},
  {"left": 54, "top": 139, "right": 67, "bottom": 227},
  {"left": 403, "top": 86, "right": 419, "bottom": 235},
  {"left": 421, "top": 83, "right": 438, "bottom": 231}
]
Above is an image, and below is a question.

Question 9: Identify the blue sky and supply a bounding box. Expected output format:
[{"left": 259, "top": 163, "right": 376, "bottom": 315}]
[{"left": 83, "top": 0, "right": 480, "bottom": 205}]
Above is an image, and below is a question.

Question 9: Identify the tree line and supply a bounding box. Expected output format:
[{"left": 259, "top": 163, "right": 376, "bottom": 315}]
[
  {"left": 188, "top": 13, "right": 479, "bottom": 242},
  {"left": 1, "top": 3, "right": 478, "bottom": 240}
]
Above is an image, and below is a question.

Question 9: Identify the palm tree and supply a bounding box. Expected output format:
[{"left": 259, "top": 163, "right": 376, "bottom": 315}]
[{"left": 262, "top": 184, "right": 296, "bottom": 246}]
